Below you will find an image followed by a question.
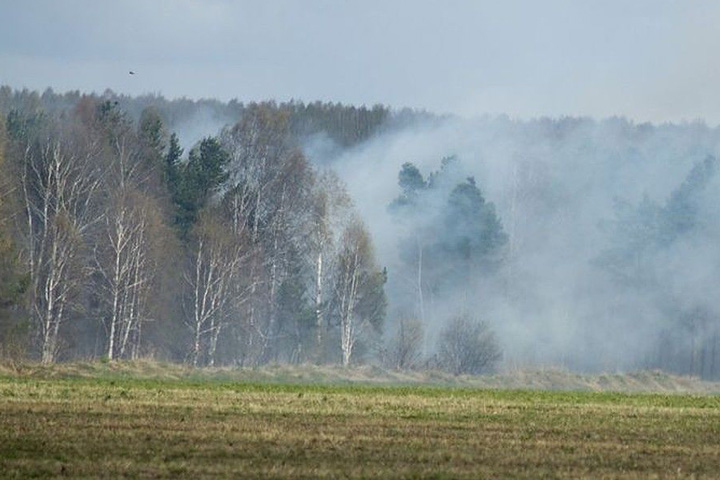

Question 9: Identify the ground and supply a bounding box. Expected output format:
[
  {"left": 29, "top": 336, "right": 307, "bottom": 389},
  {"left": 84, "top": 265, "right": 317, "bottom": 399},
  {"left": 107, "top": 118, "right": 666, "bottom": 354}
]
[{"left": 1, "top": 363, "right": 719, "bottom": 478}]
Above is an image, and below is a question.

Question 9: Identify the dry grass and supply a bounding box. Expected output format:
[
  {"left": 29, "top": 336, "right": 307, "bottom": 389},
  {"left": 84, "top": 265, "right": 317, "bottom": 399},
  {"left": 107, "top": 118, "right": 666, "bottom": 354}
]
[
  {"left": 1, "top": 373, "right": 720, "bottom": 479},
  {"left": 1, "top": 359, "right": 719, "bottom": 393}
]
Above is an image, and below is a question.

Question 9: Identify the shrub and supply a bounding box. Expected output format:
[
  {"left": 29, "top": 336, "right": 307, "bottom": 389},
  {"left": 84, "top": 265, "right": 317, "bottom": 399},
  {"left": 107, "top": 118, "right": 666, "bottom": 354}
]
[
  {"left": 437, "top": 313, "right": 501, "bottom": 375},
  {"left": 386, "top": 317, "right": 424, "bottom": 370}
]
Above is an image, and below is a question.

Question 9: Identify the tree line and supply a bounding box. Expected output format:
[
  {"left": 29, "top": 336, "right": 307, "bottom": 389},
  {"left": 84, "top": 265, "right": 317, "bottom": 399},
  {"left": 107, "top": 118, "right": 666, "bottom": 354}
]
[
  {"left": 0, "top": 87, "right": 394, "bottom": 151},
  {"left": 0, "top": 95, "right": 387, "bottom": 367},
  {"left": 4, "top": 87, "right": 718, "bottom": 379}
]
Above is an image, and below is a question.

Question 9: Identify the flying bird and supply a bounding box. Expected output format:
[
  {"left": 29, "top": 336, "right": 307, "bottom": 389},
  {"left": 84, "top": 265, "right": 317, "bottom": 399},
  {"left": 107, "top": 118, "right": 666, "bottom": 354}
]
[{"left": 129, "top": 71, "right": 136, "bottom": 75}]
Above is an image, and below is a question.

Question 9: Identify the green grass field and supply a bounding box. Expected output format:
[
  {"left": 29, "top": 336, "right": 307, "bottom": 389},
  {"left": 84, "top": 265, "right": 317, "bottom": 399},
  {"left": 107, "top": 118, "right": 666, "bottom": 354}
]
[{"left": 1, "top": 368, "right": 720, "bottom": 478}]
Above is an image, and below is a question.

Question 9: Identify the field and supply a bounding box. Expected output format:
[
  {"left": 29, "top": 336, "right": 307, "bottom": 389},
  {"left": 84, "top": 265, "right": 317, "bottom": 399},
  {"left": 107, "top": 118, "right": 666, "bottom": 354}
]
[{"left": 1, "top": 364, "right": 720, "bottom": 479}]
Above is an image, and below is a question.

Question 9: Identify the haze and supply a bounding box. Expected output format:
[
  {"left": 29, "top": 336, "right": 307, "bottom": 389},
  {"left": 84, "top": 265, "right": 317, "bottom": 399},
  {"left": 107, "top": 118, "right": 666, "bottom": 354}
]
[
  {"left": 3, "top": 1, "right": 720, "bottom": 123},
  {"left": 2, "top": 2, "right": 720, "bottom": 377}
]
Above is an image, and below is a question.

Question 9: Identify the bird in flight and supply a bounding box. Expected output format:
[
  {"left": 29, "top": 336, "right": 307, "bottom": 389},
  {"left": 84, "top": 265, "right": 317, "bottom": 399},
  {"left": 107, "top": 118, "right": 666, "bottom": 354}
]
[{"left": 129, "top": 71, "right": 136, "bottom": 75}]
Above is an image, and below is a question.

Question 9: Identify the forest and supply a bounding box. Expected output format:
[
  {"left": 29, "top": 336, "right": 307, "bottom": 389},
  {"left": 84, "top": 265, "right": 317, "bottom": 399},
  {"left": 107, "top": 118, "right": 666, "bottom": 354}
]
[{"left": 1, "top": 86, "right": 720, "bottom": 379}]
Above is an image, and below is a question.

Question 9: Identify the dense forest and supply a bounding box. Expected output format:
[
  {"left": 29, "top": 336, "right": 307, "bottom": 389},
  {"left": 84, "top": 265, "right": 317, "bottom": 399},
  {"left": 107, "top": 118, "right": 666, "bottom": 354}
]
[
  {"left": 1, "top": 87, "right": 720, "bottom": 379},
  {"left": 0, "top": 87, "right": 391, "bottom": 368}
]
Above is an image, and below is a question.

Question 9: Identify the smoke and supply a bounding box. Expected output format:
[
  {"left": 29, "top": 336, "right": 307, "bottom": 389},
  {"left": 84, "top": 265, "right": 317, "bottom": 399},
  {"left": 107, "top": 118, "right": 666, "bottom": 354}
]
[
  {"left": 171, "top": 106, "right": 233, "bottom": 152},
  {"left": 314, "top": 115, "right": 720, "bottom": 372}
]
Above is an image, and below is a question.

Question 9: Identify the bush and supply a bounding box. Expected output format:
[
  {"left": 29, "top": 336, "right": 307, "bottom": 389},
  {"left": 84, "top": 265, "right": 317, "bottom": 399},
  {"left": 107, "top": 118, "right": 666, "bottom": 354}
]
[
  {"left": 437, "top": 314, "right": 501, "bottom": 375},
  {"left": 385, "top": 317, "right": 424, "bottom": 370}
]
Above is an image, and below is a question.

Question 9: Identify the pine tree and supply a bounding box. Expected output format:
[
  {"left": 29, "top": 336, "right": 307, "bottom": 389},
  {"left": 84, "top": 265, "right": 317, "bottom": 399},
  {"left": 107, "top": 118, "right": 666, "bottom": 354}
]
[
  {"left": 165, "top": 132, "right": 183, "bottom": 188},
  {"left": 173, "top": 137, "right": 229, "bottom": 234}
]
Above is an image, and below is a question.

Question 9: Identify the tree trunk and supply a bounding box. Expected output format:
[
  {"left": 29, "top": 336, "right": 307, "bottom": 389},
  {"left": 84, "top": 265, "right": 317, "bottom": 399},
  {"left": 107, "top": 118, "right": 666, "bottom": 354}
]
[
  {"left": 416, "top": 240, "right": 425, "bottom": 323},
  {"left": 315, "top": 249, "right": 324, "bottom": 356}
]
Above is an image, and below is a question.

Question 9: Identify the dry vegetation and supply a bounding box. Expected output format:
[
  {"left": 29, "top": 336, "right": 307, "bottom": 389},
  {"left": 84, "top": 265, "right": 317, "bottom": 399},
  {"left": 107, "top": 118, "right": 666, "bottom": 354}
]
[
  {"left": 1, "top": 363, "right": 720, "bottom": 478},
  {"left": 2, "top": 360, "right": 720, "bottom": 393}
]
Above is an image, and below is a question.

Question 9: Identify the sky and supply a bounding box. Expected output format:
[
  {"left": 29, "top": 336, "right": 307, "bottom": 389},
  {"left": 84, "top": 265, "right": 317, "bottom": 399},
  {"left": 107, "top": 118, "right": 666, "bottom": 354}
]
[{"left": 2, "top": 0, "right": 720, "bottom": 123}]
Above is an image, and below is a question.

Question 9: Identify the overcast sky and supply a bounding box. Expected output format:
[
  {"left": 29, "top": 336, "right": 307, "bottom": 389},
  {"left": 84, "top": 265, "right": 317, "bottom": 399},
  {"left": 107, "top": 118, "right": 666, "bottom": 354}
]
[{"left": 1, "top": 0, "right": 720, "bottom": 123}]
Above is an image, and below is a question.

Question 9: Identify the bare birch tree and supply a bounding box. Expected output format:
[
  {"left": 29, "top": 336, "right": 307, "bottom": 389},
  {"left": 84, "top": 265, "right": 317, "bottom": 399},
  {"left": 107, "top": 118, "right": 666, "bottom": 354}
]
[
  {"left": 333, "top": 218, "right": 385, "bottom": 366},
  {"left": 93, "top": 104, "right": 166, "bottom": 361},
  {"left": 96, "top": 190, "right": 153, "bottom": 360},
  {"left": 307, "top": 171, "right": 353, "bottom": 360},
  {"left": 184, "top": 212, "right": 246, "bottom": 367},
  {"left": 20, "top": 133, "right": 103, "bottom": 363},
  {"left": 221, "top": 103, "right": 314, "bottom": 363}
]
